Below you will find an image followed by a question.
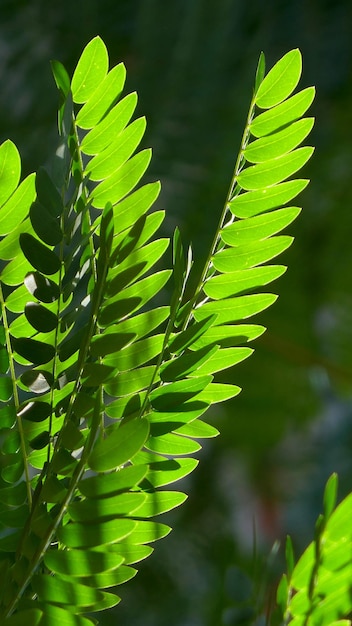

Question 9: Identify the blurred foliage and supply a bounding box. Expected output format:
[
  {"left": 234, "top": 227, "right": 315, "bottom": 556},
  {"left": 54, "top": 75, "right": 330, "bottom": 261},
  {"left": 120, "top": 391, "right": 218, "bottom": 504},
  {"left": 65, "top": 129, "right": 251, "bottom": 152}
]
[{"left": 1, "top": 1, "right": 352, "bottom": 624}]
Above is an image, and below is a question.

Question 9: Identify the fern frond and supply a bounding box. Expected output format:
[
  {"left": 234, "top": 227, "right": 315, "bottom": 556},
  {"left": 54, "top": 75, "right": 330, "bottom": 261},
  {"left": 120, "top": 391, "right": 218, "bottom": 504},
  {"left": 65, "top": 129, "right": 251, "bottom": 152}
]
[
  {"left": 277, "top": 474, "right": 352, "bottom": 626},
  {"left": 0, "top": 40, "right": 315, "bottom": 624}
]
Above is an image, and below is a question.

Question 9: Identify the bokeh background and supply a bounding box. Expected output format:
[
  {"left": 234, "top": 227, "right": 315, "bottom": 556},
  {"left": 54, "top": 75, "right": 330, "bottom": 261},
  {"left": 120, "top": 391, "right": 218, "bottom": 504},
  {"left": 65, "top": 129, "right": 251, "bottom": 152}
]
[{"left": 1, "top": 1, "right": 352, "bottom": 624}]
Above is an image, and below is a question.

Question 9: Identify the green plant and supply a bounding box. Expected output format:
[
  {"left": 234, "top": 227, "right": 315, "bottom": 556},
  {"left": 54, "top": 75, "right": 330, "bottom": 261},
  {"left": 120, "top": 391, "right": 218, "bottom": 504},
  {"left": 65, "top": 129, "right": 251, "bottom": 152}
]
[{"left": 1, "top": 36, "right": 345, "bottom": 626}]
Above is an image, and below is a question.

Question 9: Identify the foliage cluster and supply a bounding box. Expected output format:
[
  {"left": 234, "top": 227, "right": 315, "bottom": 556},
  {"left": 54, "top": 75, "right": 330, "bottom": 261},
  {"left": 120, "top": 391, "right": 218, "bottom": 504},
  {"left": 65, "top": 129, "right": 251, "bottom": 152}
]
[{"left": 0, "top": 37, "right": 351, "bottom": 626}]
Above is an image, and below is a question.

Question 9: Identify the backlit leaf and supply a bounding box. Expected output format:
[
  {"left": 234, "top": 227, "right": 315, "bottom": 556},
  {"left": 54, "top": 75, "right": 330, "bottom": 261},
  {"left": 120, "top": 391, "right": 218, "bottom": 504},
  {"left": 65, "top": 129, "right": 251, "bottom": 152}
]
[
  {"left": 244, "top": 118, "right": 314, "bottom": 163},
  {"left": 204, "top": 266, "right": 286, "bottom": 299},
  {"left": 57, "top": 518, "right": 136, "bottom": 549},
  {"left": 44, "top": 549, "right": 124, "bottom": 577},
  {"left": 0, "top": 140, "right": 21, "bottom": 208},
  {"left": 237, "top": 147, "right": 314, "bottom": 191},
  {"left": 71, "top": 36, "right": 109, "bottom": 104},
  {"left": 76, "top": 63, "right": 126, "bottom": 129},
  {"left": 88, "top": 418, "right": 150, "bottom": 472},
  {"left": 250, "top": 86, "right": 315, "bottom": 138},
  {"left": 221, "top": 207, "right": 300, "bottom": 244},
  {"left": 80, "top": 92, "right": 138, "bottom": 155},
  {"left": 230, "top": 180, "right": 308, "bottom": 218},
  {"left": 78, "top": 464, "right": 148, "bottom": 498},
  {"left": 255, "top": 49, "right": 302, "bottom": 109},
  {"left": 86, "top": 117, "right": 146, "bottom": 180},
  {"left": 91, "top": 149, "right": 152, "bottom": 209},
  {"left": 213, "top": 236, "right": 293, "bottom": 272},
  {"left": 194, "top": 293, "right": 278, "bottom": 324}
]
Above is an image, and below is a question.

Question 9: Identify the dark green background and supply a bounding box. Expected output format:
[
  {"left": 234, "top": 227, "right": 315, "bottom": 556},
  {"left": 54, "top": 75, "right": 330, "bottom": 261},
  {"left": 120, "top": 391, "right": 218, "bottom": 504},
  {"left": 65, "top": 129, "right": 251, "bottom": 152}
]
[{"left": 1, "top": 1, "right": 352, "bottom": 624}]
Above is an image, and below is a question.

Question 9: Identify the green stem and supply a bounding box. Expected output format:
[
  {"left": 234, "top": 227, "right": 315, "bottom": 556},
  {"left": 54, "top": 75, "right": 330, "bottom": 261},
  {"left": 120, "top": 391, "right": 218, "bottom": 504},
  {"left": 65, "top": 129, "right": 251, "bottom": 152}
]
[{"left": 0, "top": 284, "right": 32, "bottom": 507}]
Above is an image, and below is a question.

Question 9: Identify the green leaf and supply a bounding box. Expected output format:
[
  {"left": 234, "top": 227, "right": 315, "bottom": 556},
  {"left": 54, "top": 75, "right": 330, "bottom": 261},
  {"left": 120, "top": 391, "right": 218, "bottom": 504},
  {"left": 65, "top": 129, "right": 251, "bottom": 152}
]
[
  {"left": 213, "top": 236, "right": 293, "bottom": 272},
  {"left": 80, "top": 92, "right": 138, "bottom": 155},
  {"left": 109, "top": 543, "right": 153, "bottom": 564},
  {"left": 0, "top": 255, "right": 32, "bottom": 286},
  {"left": 44, "top": 549, "right": 124, "bottom": 577},
  {"left": 168, "top": 315, "right": 217, "bottom": 355},
  {"left": 69, "top": 492, "right": 146, "bottom": 521},
  {"left": 18, "top": 400, "right": 51, "bottom": 422},
  {"left": 90, "top": 332, "right": 135, "bottom": 358},
  {"left": 76, "top": 63, "right": 126, "bottom": 129},
  {"left": 145, "top": 458, "right": 199, "bottom": 488},
  {"left": 104, "top": 365, "right": 158, "bottom": 397},
  {"left": 133, "top": 491, "right": 187, "bottom": 518},
  {"left": 230, "top": 180, "right": 308, "bottom": 218},
  {"left": 237, "top": 147, "right": 314, "bottom": 191},
  {"left": 32, "top": 573, "right": 116, "bottom": 609},
  {"left": 204, "top": 266, "right": 286, "bottom": 299},
  {"left": 145, "top": 432, "right": 202, "bottom": 455},
  {"left": 150, "top": 375, "right": 212, "bottom": 411},
  {"left": 122, "top": 520, "right": 171, "bottom": 544},
  {"left": 30, "top": 201, "right": 63, "bottom": 246},
  {"left": 194, "top": 293, "right": 277, "bottom": 324},
  {"left": 71, "top": 36, "right": 109, "bottom": 104},
  {"left": 12, "top": 337, "right": 55, "bottom": 365},
  {"left": 51, "top": 59, "right": 71, "bottom": 97},
  {"left": 81, "top": 362, "right": 116, "bottom": 387},
  {"left": 244, "top": 118, "right": 314, "bottom": 163},
  {"left": 176, "top": 419, "right": 219, "bottom": 439},
  {"left": 105, "top": 392, "right": 146, "bottom": 420},
  {"left": 38, "top": 604, "right": 97, "bottom": 625},
  {"left": 285, "top": 534, "right": 295, "bottom": 582},
  {"left": 323, "top": 473, "right": 339, "bottom": 522},
  {"left": 255, "top": 49, "right": 302, "bottom": 109},
  {"left": 88, "top": 418, "right": 150, "bottom": 472},
  {"left": 91, "top": 149, "right": 152, "bottom": 209},
  {"left": 25, "top": 302, "right": 58, "bottom": 332},
  {"left": 35, "top": 167, "right": 64, "bottom": 218},
  {"left": 104, "top": 334, "right": 164, "bottom": 371},
  {"left": 0, "top": 140, "right": 21, "bottom": 207},
  {"left": 147, "top": 402, "right": 208, "bottom": 426},
  {"left": 76, "top": 564, "right": 137, "bottom": 588},
  {"left": 20, "top": 371, "right": 53, "bottom": 394},
  {"left": 86, "top": 117, "right": 146, "bottom": 180},
  {"left": 106, "top": 238, "right": 169, "bottom": 295},
  {"left": 24, "top": 271, "right": 60, "bottom": 303},
  {"left": 78, "top": 464, "right": 148, "bottom": 498},
  {"left": 160, "top": 344, "right": 218, "bottom": 382},
  {"left": 0, "top": 404, "right": 16, "bottom": 428},
  {"left": 189, "top": 347, "right": 253, "bottom": 375},
  {"left": 254, "top": 51, "right": 266, "bottom": 94},
  {"left": 103, "top": 307, "right": 168, "bottom": 342},
  {"left": 111, "top": 181, "right": 161, "bottom": 235},
  {"left": 20, "top": 233, "right": 61, "bottom": 275},
  {"left": 99, "top": 270, "right": 171, "bottom": 327},
  {"left": 221, "top": 207, "right": 301, "bottom": 244},
  {"left": 0, "top": 173, "right": 36, "bottom": 236},
  {"left": 251, "top": 86, "right": 315, "bottom": 138},
  {"left": 57, "top": 518, "right": 136, "bottom": 549}
]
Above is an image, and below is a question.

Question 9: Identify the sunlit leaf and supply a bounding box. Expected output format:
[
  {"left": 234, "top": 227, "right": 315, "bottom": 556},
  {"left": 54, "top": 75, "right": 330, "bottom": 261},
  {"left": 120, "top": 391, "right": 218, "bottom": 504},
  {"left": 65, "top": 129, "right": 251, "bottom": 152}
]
[
  {"left": 237, "top": 147, "right": 314, "bottom": 191},
  {"left": 57, "top": 518, "right": 136, "bottom": 549},
  {"left": 76, "top": 63, "right": 126, "bottom": 129},
  {"left": 250, "top": 86, "right": 315, "bottom": 137},
  {"left": 78, "top": 464, "right": 148, "bottom": 499},
  {"left": 71, "top": 36, "right": 109, "bottom": 104},
  {"left": 0, "top": 140, "right": 21, "bottom": 208},
  {"left": 255, "top": 49, "right": 302, "bottom": 109},
  {"left": 88, "top": 418, "right": 150, "bottom": 472},
  {"left": 230, "top": 180, "right": 308, "bottom": 218}
]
